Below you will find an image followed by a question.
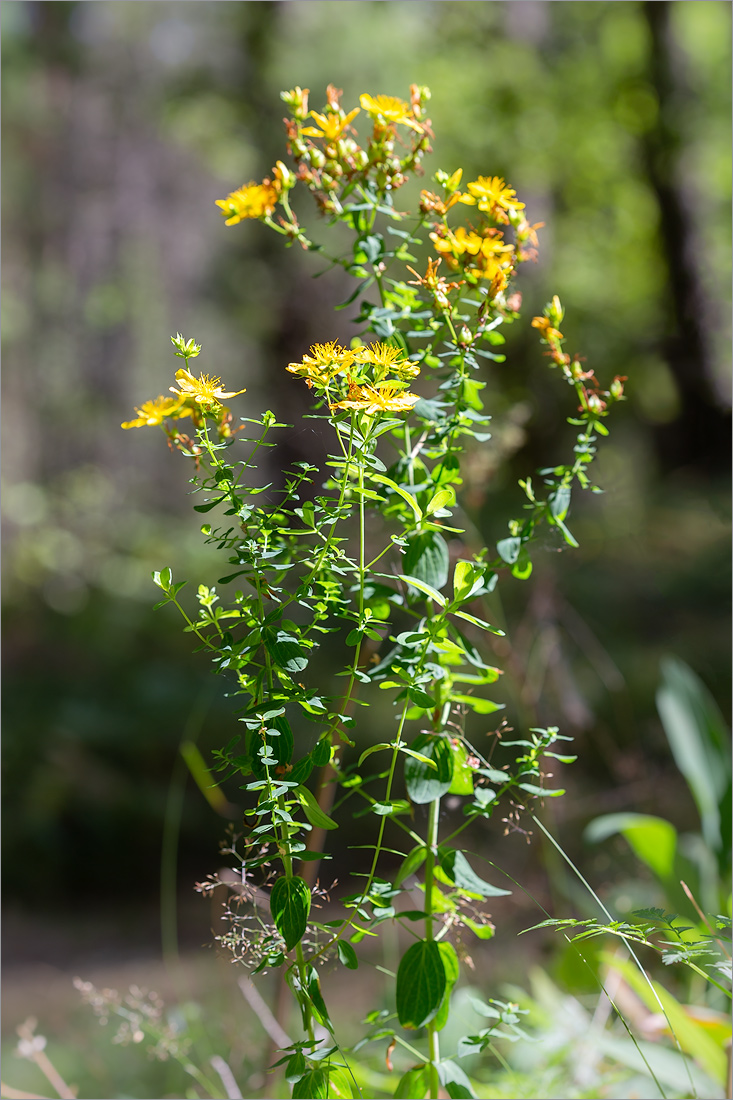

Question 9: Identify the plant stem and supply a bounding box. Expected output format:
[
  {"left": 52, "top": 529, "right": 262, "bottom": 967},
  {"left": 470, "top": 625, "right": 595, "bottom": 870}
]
[{"left": 424, "top": 795, "right": 441, "bottom": 1099}]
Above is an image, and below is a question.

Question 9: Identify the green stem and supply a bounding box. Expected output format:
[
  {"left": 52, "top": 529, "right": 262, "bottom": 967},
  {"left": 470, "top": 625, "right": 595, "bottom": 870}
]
[
  {"left": 277, "top": 799, "right": 316, "bottom": 1044},
  {"left": 309, "top": 699, "right": 411, "bottom": 963},
  {"left": 424, "top": 796, "right": 441, "bottom": 1100}
]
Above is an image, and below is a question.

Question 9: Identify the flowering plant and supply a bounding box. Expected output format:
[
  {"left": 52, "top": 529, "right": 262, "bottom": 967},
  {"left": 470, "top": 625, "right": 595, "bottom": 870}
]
[{"left": 123, "top": 84, "right": 624, "bottom": 1099}]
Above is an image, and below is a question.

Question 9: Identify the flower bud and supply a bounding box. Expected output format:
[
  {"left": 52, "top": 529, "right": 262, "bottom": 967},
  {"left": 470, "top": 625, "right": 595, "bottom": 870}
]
[
  {"left": 273, "top": 160, "right": 295, "bottom": 190},
  {"left": 281, "top": 86, "right": 309, "bottom": 120},
  {"left": 610, "top": 376, "right": 627, "bottom": 400},
  {"left": 445, "top": 168, "right": 463, "bottom": 193}
]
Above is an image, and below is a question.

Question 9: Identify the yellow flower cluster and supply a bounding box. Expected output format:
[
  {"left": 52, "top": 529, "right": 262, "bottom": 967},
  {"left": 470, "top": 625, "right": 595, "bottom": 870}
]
[
  {"left": 302, "top": 107, "right": 361, "bottom": 142},
  {"left": 122, "top": 369, "right": 245, "bottom": 431},
  {"left": 215, "top": 179, "right": 280, "bottom": 226},
  {"left": 330, "top": 383, "right": 420, "bottom": 415},
  {"left": 359, "top": 93, "right": 423, "bottom": 133},
  {"left": 121, "top": 395, "right": 192, "bottom": 430},
  {"left": 465, "top": 175, "right": 525, "bottom": 216},
  {"left": 286, "top": 340, "right": 421, "bottom": 414},
  {"left": 417, "top": 169, "right": 534, "bottom": 300},
  {"left": 170, "top": 368, "right": 246, "bottom": 407}
]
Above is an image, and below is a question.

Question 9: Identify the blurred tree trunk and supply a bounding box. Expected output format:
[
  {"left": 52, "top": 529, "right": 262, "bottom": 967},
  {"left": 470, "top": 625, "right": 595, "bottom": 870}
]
[
  {"left": 641, "top": 0, "right": 731, "bottom": 474},
  {"left": 222, "top": 1, "right": 336, "bottom": 487}
]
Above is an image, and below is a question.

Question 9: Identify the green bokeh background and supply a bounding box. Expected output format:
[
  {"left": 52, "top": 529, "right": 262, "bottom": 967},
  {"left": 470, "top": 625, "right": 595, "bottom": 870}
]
[{"left": 2, "top": 0, "right": 730, "bottom": 966}]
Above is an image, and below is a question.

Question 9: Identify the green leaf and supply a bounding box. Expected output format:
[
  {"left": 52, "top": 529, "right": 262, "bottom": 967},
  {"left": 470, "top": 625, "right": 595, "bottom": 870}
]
[
  {"left": 284, "top": 1052, "right": 306, "bottom": 1083},
  {"left": 294, "top": 785, "right": 338, "bottom": 830},
  {"left": 292, "top": 1070, "right": 328, "bottom": 1099},
  {"left": 327, "top": 1066, "right": 355, "bottom": 1098},
  {"left": 450, "top": 609, "right": 504, "bottom": 635},
  {"left": 550, "top": 483, "right": 571, "bottom": 522},
  {"left": 263, "top": 625, "right": 309, "bottom": 674},
  {"left": 152, "top": 567, "right": 172, "bottom": 590},
  {"left": 312, "top": 736, "right": 331, "bottom": 767},
  {"left": 358, "top": 742, "right": 392, "bottom": 767},
  {"left": 554, "top": 515, "right": 579, "bottom": 547},
  {"left": 462, "top": 915, "right": 495, "bottom": 940},
  {"left": 404, "top": 734, "right": 454, "bottom": 804},
  {"left": 306, "top": 965, "right": 332, "bottom": 1028},
  {"left": 585, "top": 813, "right": 678, "bottom": 881},
  {"left": 394, "top": 1065, "right": 430, "bottom": 1099},
  {"left": 399, "top": 747, "right": 438, "bottom": 769},
  {"left": 270, "top": 875, "right": 311, "bottom": 951},
  {"left": 396, "top": 940, "right": 447, "bottom": 1029},
  {"left": 372, "top": 799, "right": 411, "bottom": 816},
  {"left": 511, "top": 554, "right": 533, "bottom": 581},
  {"left": 517, "top": 782, "right": 565, "bottom": 797},
  {"left": 337, "top": 940, "right": 359, "bottom": 970},
  {"left": 407, "top": 687, "right": 436, "bottom": 709},
  {"left": 657, "top": 657, "right": 730, "bottom": 858},
  {"left": 370, "top": 474, "right": 423, "bottom": 520},
  {"left": 249, "top": 716, "right": 294, "bottom": 779},
  {"left": 355, "top": 233, "right": 383, "bottom": 264},
  {"left": 402, "top": 530, "right": 449, "bottom": 592},
  {"left": 398, "top": 574, "right": 447, "bottom": 607},
  {"left": 451, "top": 694, "right": 503, "bottom": 715},
  {"left": 440, "top": 850, "right": 511, "bottom": 897},
  {"left": 193, "top": 495, "right": 226, "bottom": 513},
  {"left": 496, "top": 536, "right": 521, "bottom": 564},
  {"left": 426, "top": 487, "right": 456, "bottom": 516},
  {"left": 447, "top": 742, "right": 475, "bottom": 796},
  {"left": 288, "top": 754, "right": 314, "bottom": 786},
  {"left": 437, "top": 1060, "right": 477, "bottom": 1099},
  {"left": 452, "top": 560, "right": 486, "bottom": 603},
  {"left": 395, "top": 845, "right": 427, "bottom": 887},
  {"left": 433, "top": 941, "right": 460, "bottom": 1031}
]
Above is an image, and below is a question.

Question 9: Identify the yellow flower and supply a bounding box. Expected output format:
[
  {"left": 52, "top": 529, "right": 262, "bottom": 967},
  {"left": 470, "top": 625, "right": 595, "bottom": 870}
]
[
  {"left": 354, "top": 342, "right": 420, "bottom": 379},
  {"left": 359, "top": 93, "right": 423, "bottom": 132},
  {"left": 430, "top": 227, "right": 512, "bottom": 261},
  {"left": 286, "top": 341, "right": 356, "bottom": 385},
  {"left": 465, "top": 176, "right": 525, "bottom": 214},
  {"left": 330, "top": 382, "right": 420, "bottom": 415},
  {"left": 301, "top": 107, "right": 360, "bottom": 141},
  {"left": 215, "top": 180, "right": 280, "bottom": 225},
  {"left": 419, "top": 189, "right": 474, "bottom": 216},
  {"left": 470, "top": 252, "right": 511, "bottom": 294},
  {"left": 170, "top": 369, "right": 246, "bottom": 407},
  {"left": 121, "top": 395, "right": 192, "bottom": 429}
]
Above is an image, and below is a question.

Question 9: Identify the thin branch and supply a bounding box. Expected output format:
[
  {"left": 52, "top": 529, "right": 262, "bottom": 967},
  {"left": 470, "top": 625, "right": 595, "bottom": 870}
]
[
  {"left": 210, "top": 1056, "right": 243, "bottom": 1100},
  {"left": 238, "top": 977, "right": 293, "bottom": 1050}
]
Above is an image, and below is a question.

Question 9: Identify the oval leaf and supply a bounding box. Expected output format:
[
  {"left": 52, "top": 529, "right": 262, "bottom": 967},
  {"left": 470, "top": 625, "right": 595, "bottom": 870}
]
[
  {"left": 440, "top": 850, "right": 511, "bottom": 897},
  {"left": 312, "top": 736, "right": 331, "bottom": 767},
  {"left": 433, "top": 941, "right": 460, "bottom": 1032},
  {"left": 402, "top": 530, "right": 449, "bottom": 591},
  {"left": 295, "top": 785, "right": 338, "bottom": 830},
  {"left": 405, "top": 734, "right": 454, "bottom": 805},
  {"left": 292, "top": 1070, "right": 328, "bottom": 1099},
  {"left": 396, "top": 940, "right": 447, "bottom": 1029},
  {"left": 395, "top": 1065, "right": 430, "bottom": 1099},
  {"left": 448, "top": 742, "right": 475, "bottom": 796},
  {"left": 270, "top": 875, "right": 311, "bottom": 951},
  {"left": 337, "top": 940, "right": 359, "bottom": 970},
  {"left": 399, "top": 574, "right": 446, "bottom": 607},
  {"left": 250, "top": 715, "right": 294, "bottom": 779},
  {"left": 395, "top": 844, "right": 427, "bottom": 888}
]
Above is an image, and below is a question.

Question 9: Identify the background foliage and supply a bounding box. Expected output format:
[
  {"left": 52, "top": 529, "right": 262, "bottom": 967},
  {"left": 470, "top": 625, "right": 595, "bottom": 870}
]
[{"left": 2, "top": 0, "right": 730, "bottom": 1022}]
